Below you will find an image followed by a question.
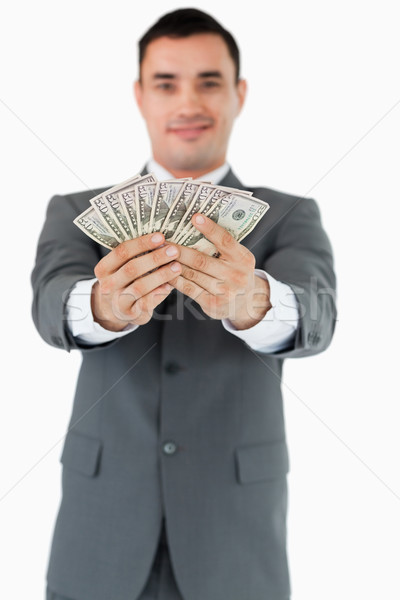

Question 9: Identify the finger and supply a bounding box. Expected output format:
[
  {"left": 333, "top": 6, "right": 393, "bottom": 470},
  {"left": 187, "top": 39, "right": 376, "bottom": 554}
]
[
  {"left": 191, "top": 214, "right": 253, "bottom": 264},
  {"left": 178, "top": 245, "right": 250, "bottom": 292},
  {"left": 172, "top": 274, "right": 210, "bottom": 303},
  {"left": 94, "top": 232, "right": 166, "bottom": 279},
  {"left": 99, "top": 243, "right": 181, "bottom": 293},
  {"left": 129, "top": 283, "right": 173, "bottom": 325},
  {"left": 121, "top": 261, "right": 182, "bottom": 308},
  {"left": 177, "top": 245, "right": 232, "bottom": 280},
  {"left": 179, "top": 264, "right": 222, "bottom": 296}
]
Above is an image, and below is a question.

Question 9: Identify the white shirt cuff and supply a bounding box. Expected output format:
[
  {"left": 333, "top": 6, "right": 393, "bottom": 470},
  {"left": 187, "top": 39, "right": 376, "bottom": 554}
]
[
  {"left": 222, "top": 269, "right": 299, "bottom": 352},
  {"left": 66, "top": 278, "right": 138, "bottom": 345}
]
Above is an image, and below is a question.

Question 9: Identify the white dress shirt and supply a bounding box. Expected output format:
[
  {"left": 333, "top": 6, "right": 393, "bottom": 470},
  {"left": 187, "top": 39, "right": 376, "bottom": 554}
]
[{"left": 66, "top": 161, "right": 299, "bottom": 352}]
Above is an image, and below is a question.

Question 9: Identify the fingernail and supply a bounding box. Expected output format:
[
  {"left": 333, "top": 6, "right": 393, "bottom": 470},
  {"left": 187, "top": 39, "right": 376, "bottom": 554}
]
[
  {"left": 194, "top": 215, "right": 205, "bottom": 225},
  {"left": 170, "top": 262, "right": 180, "bottom": 272},
  {"left": 163, "top": 283, "right": 173, "bottom": 292},
  {"left": 151, "top": 233, "right": 164, "bottom": 243},
  {"left": 166, "top": 245, "right": 178, "bottom": 256}
]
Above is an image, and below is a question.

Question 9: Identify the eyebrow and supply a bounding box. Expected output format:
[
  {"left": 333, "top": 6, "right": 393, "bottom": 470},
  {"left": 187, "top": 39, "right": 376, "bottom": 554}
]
[
  {"left": 198, "top": 71, "right": 223, "bottom": 79},
  {"left": 153, "top": 73, "right": 175, "bottom": 79},
  {"left": 152, "top": 70, "right": 223, "bottom": 80}
]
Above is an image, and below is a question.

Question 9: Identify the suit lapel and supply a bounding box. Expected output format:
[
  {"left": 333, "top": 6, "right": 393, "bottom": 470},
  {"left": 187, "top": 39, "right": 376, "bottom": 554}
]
[{"left": 217, "top": 168, "right": 244, "bottom": 190}]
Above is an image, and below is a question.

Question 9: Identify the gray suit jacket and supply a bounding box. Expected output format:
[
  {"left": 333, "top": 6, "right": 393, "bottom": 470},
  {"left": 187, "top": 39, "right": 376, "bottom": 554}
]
[{"left": 31, "top": 169, "right": 336, "bottom": 600}]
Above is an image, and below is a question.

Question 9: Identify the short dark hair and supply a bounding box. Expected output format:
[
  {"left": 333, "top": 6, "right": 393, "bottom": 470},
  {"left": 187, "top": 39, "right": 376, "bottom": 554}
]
[{"left": 138, "top": 8, "right": 240, "bottom": 82}]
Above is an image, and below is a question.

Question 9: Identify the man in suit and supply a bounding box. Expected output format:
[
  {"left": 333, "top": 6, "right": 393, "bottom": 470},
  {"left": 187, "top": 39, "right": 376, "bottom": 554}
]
[{"left": 32, "top": 8, "right": 336, "bottom": 600}]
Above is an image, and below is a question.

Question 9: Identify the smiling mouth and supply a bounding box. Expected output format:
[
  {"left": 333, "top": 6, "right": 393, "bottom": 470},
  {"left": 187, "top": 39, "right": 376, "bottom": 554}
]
[{"left": 168, "top": 122, "right": 213, "bottom": 140}]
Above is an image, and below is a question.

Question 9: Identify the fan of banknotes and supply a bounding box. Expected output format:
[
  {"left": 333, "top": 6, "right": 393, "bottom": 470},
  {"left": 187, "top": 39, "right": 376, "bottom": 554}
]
[{"left": 73, "top": 173, "right": 270, "bottom": 257}]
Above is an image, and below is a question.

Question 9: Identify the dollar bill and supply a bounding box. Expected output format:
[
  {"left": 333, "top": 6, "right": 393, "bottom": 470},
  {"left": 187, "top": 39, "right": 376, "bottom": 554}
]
[
  {"left": 90, "top": 195, "right": 126, "bottom": 243},
  {"left": 136, "top": 182, "right": 157, "bottom": 235},
  {"left": 179, "top": 193, "right": 270, "bottom": 255},
  {"left": 208, "top": 192, "right": 269, "bottom": 240},
  {"left": 174, "top": 185, "right": 254, "bottom": 243},
  {"left": 103, "top": 191, "right": 134, "bottom": 239},
  {"left": 118, "top": 173, "right": 157, "bottom": 237},
  {"left": 73, "top": 175, "right": 269, "bottom": 256},
  {"left": 173, "top": 185, "right": 228, "bottom": 243},
  {"left": 119, "top": 191, "right": 139, "bottom": 238},
  {"left": 87, "top": 173, "right": 146, "bottom": 242},
  {"left": 150, "top": 180, "right": 186, "bottom": 234},
  {"left": 162, "top": 181, "right": 206, "bottom": 240},
  {"left": 73, "top": 206, "right": 120, "bottom": 249}
]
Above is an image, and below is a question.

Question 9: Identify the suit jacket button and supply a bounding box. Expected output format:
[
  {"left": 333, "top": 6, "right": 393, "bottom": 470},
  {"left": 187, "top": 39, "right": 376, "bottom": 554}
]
[
  {"left": 163, "top": 441, "right": 178, "bottom": 455},
  {"left": 164, "top": 362, "right": 182, "bottom": 374}
]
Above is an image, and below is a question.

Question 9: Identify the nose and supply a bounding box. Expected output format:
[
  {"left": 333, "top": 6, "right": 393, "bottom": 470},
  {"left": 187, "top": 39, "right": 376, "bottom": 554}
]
[{"left": 176, "top": 84, "right": 202, "bottom": 117}]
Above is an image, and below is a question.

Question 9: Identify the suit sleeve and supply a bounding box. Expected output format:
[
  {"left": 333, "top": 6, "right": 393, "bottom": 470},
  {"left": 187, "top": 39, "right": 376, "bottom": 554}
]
[
  {"left": 31, "top": 193, "right": 111, "bottom": 352},
  {"left": 261, "top": 197, "right": 337, "bottom": 358}
]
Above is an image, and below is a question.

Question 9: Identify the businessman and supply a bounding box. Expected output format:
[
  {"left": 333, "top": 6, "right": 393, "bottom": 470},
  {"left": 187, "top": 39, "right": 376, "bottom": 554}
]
[{"left": 32, "top": 8, "right": 337, "bottom": 600}]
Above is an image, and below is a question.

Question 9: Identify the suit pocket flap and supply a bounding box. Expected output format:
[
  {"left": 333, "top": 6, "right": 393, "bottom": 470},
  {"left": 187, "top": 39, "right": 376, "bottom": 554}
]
[
  {"left": 60, "top": 431, "right": 102, "bottom": 477},
  {"left": 236, "top": 440, "right": 289, "bottom": 484}
]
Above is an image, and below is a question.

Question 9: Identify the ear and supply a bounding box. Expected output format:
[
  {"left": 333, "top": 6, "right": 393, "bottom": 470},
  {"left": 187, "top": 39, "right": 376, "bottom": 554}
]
[
  {"left": 134, "top": 80, "right": 144, "bottom": 115},
  {"left": 236, "top": 78, "right": 247, "bottom": 116}
]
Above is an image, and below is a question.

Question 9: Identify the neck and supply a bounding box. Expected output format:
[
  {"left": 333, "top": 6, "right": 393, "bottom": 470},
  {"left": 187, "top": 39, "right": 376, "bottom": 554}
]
[
  {"left": 147, "top": 158, "right": 230, "bottom": 185},
  {"left": 168, "top": 167, "right": 218, "bottom": 179},
  {"left": 155, "top": 159, "right": 226, "bottom": 180}
]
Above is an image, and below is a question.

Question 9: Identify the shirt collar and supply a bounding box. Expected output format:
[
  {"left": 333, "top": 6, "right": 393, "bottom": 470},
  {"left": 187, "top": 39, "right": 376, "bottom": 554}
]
[{"left": 146, "top": 158, "right": 230, "bottom": 185}]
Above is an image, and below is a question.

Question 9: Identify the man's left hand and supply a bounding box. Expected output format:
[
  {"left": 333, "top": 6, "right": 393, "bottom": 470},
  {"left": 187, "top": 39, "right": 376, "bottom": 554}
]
[{"left": 171, "top": 214, "right": 272, "bottom": 330}]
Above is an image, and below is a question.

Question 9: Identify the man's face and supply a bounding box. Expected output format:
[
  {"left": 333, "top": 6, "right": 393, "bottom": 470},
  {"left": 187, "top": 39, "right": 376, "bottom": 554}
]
[{"left": 134, "top": 33, "right": 247, "bottom": 177}]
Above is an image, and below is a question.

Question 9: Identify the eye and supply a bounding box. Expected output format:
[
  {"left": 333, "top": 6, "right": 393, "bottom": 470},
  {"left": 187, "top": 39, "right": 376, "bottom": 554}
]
[
  {"left": 156, "top": 82, "right": 175, "bottom": 92},
  {"left": 201, "top": 80, "right": 220, "bottom": 89}
]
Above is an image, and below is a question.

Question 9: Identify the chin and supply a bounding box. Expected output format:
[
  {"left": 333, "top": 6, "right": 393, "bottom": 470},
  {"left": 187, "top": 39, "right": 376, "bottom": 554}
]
[{"left": 166, "top": 148, "right": 216, "bottom": 174}]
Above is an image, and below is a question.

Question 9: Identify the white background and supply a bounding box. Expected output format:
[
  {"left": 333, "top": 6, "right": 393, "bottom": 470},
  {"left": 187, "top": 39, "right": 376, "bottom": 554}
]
[{"left": 1, "top": 1, "right": 399, "bottom": 598}]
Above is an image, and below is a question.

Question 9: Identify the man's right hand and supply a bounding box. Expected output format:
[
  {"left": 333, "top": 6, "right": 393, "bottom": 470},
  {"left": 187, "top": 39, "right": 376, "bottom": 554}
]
[{"left": 92, "top": 232, "right": 181, "bottom": 331}]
